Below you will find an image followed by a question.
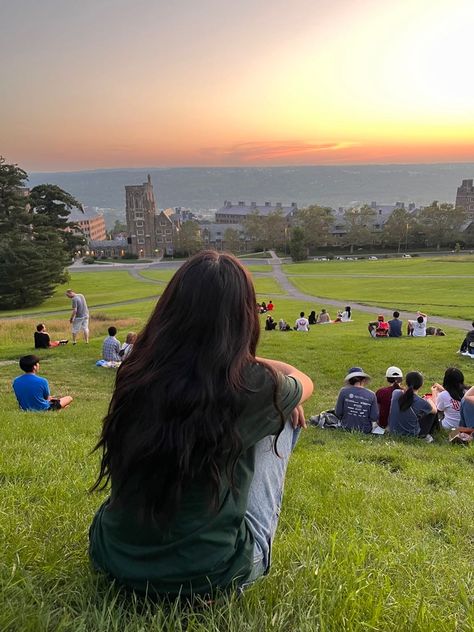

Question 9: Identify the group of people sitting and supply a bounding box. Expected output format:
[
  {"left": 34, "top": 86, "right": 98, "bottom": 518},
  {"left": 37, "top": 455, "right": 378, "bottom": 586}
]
[
  {"left": 265, "top": 307, "right": 352, "bottom": 332},
  {"left": 328, "top": 365, "right": 474, "bottom": 441},
  {"left": 258, "top": 300, "right": 274, "bottom": 313},
  {"left": 101, "top": 327, "right": 137, "bottom": 363},
  {"left": 368, "top": 311, "right": 446, "bottom": 338}
]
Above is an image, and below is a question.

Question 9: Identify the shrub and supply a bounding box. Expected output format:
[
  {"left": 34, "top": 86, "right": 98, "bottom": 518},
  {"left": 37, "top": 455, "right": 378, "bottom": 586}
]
[
  {"left": 121, "top": 252, "right": 139, "bottom": 260},
  {"left": 82, "top": 256, "right": 95, "bottom": 264}
]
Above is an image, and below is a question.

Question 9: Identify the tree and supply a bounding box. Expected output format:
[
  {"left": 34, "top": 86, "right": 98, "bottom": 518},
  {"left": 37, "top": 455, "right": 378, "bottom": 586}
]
[
  {"left": 296, "top": 205, "right": 334, "bottom": 251},
  {"left": 175, "top": 220, "right": 202, "bottom": 257},
  {"left": 381, "top": 207, "right": 415, "bottom": 252},
  {"left": 242, "top": 211, "right": 267, "bottom": 250},
  {"left": 28, "top": 184, "right": 85, "bottom": 256},
  {"left": 112, "top": 219, "right": 128, "bottom": 235},
  {"left": 265, "top": 210, "right": 287, "bottom": 251},
  {"left": 224, "top": 228, "right": 241, "bottom": 253},
  {"left": 341, "top": 204, "right": 376, "bottom": 253},
  {"left": 417, "top": 201, "right": 467, "bottom": 249},
  {"left": 289, "top": 227, "right": 307, "bottom": 261},
  {"left": 0, "top": 158, "right": 81, "bottom": 309}
]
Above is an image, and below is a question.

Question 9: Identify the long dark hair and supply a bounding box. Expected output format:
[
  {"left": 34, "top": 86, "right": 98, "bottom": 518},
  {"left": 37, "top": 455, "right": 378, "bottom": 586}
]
[
  {"left": 398, "top": 371, "right": 424, "bottom": 411},
  {"left": 443, "top": 368, "right": 465, "bottom": 401},
  {"left": 91, "top": 251, "right": 281, "bottom": 522}
]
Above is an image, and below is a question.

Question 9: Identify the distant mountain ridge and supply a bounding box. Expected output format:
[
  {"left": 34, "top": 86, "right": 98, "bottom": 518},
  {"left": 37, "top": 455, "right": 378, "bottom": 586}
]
[{"left": 28, "top": 164, "right": 474, "bottom": 216}]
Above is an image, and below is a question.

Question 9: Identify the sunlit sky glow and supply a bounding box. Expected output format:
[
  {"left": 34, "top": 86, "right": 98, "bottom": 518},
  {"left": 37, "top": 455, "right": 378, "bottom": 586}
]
[{"left": 1, "top": 0, "right": 474, "bottom": 171}]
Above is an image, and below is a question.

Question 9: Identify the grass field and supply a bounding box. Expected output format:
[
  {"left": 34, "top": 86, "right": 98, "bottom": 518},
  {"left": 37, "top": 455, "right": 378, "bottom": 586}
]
[
  {"left": 281, "top": 258, "right": 474, "bottom": 321},
  {"left": 1, "top": 269, "right": 474, "bottom": 630}
]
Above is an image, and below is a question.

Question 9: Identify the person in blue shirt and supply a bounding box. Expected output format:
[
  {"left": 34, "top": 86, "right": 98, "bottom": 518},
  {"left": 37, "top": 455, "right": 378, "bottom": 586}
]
[{"left": 12, "top": 355, "right": 73, "bottom": 412}]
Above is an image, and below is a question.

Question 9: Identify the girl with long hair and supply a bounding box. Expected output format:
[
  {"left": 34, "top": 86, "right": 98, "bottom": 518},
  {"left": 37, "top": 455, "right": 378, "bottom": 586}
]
[
  {"left": 89, "top": 251, "right": 313, "bottom": 598},
  {"left": 388, "top": 371, "right": 437, "bottom": 439},
  {"left": 433, "top": 368, "right": 467, "bottom": 430}
]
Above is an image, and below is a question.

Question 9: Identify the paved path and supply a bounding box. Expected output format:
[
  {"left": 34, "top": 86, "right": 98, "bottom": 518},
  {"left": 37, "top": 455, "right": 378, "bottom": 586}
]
[
  {"left": 2, "top": 254, "right": 472, "bottom": 331},
  {"left": 266, "top": 251, "right": 472, "bottom": 331}
]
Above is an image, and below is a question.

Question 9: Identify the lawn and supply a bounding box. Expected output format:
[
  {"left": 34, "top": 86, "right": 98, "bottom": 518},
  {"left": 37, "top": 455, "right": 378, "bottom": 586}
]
[{"left": 1, "top": 283, "right": 474, "bottom": 630}]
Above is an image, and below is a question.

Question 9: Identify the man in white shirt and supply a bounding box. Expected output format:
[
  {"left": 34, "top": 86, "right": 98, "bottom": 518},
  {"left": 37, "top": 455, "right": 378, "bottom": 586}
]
[
  {"left": 295, "top": 312, "right": 310, "bottom": 331},
  {"left": 408, "top": 312, "right": 427, "bottom": 337}
]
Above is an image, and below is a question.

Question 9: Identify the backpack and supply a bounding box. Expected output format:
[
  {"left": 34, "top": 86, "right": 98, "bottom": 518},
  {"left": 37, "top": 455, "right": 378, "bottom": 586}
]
[{"left": 309, "top": 409, "right": 341, "bottom": 429}]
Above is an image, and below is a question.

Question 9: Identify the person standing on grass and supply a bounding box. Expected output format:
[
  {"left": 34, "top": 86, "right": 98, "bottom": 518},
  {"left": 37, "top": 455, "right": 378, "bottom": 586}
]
[
  {"left": 388, "top": 371, "right": 437, "bottom": 441},
  {"left": 12, "top": 355, "right": 73, "bottom": 412},
  {"left": 89, "top": 251, "right": 313, "bottom": 599},
  {"left": 335, "top": 367, "right": 379, "bottom": 433},
  {"left": 388, "top": 311, "right": 403, "bottom": 337},
  {"left": 375, "top": 366, "right": 403, "bottom": 429},
  {"left": 102, "top": 326, "right": 121, "bottom": 362},
  {"left": 66, "top": 289, "right": 89, "bottom": 344}
]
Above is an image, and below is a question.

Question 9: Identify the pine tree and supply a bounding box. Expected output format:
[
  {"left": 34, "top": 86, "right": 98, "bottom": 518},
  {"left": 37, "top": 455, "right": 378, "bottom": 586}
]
[
  {"left": 0, "top": 158, "right": 82, "bottom": 309},
  {"left": 289, "top": 227, "right": 307, "bottom": 261}
]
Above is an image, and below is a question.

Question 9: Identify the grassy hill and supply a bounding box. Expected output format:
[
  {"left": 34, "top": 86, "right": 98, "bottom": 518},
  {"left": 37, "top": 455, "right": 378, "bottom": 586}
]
[{"left": 1, "top": 266, "right": 474, "bottom": 631}]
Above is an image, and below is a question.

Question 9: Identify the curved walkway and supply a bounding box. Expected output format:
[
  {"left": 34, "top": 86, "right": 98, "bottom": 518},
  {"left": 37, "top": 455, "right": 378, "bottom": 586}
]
[{"left": 266, "top": 251, "right": 472, "bottom": 331}]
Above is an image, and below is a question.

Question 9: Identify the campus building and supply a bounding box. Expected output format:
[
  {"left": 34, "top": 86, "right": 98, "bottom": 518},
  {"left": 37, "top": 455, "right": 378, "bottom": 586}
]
[
  {"left": 215, "top": 200, "right": 298, "bottom": 224},
  {"left": 456, "top": 179, "right": 474, "bottom": 219},
  {"left": 125, "top": 175, "right": 179, "bottom": 257},
  {"left": 68, "top": 206, "right": 107, "bottom": 242}
]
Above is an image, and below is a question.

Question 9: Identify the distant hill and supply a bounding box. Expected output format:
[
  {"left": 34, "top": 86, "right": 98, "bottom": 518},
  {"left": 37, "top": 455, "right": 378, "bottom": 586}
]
[{"left": 28, "top": 164, "right": 474, "bottom": 221}]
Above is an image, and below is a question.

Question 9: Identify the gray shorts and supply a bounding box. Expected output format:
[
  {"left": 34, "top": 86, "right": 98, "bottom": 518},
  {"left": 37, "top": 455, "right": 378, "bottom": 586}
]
[{"left": 72, "top": 317, "right": 89, "bottom": 334}]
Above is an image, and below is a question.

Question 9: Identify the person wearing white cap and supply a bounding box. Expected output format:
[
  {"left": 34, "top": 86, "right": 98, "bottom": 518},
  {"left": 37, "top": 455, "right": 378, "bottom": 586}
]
[
  {"left": 375, "top": 367, "right": 404, "bottom": 429},
  {"left": 335, "top": 367, "right": 379, "bottom": 433}
]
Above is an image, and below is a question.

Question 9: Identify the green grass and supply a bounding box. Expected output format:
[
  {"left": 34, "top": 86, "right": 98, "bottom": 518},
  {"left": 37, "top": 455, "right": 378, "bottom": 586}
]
[
  {"left": 282, "top": 256, "right": 474, "bottom": 276},
  {"left": 287, "top": 276, "right": 474, "bottom": 321},
  {"left": 140, "top": 269, "right": 285, "bottom": 297},
  {"left": 2, "top": 281, "right": 474, "bottom": 630},
  {"left": 0, "top": 272, "right": 161, "bottom": 317}
]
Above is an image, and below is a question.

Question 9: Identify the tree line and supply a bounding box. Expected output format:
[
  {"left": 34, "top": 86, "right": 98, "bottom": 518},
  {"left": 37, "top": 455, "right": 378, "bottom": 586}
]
[{"left": 0, "top": 158, "right": 84, "bottom": 309}]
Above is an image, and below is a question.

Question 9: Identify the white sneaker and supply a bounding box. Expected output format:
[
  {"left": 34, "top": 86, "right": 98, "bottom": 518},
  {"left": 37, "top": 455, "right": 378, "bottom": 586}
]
[{"left": 425, "top": 434, "right": 434, "bottom": 443}]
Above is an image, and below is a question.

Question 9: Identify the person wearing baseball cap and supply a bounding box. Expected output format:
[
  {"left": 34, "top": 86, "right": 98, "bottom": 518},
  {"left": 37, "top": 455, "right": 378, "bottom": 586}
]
[
  {"left": 375, "top": 366, "right": 404, "bottom": 429},
  {"left": 334, "top": 367, "right": 379, "bottom": 433}
]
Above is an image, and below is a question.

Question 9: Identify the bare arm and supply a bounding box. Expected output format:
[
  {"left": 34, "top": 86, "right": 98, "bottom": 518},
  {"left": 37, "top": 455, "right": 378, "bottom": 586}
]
[
  {"left": 464, "top": 385, "right": 474, "bottom": 404},
  {"left": 255, "top": 356, "right": 314, "bottom": 404}
]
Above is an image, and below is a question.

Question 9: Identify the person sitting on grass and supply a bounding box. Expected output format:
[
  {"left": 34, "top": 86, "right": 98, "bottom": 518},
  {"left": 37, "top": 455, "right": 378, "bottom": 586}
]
[
  {"left": 407, "top": 312, "right": 428, "bottom": 337},
  {"left": 375, "top": 366, "right": 403, "bottom": 429},
  {"left": 102, "top": 327, "right": 121, "bottom": 362},
  {"left": 267, "top": 300, "right": 274, "bottom": 311},
  {"left": 388, "top": 311, "right": 403, "bottom": 337},
  {"left": 459, "top": 385, "right": 474, "bottom": 429},
  {"left": 265, "top": 315, "right": 277, "bottom": 330},
  {"left": 316, "top": 308, "right": 330, "bottom": 324},
  {"left": 12, "top": 355, "right": 73, "bottom": 412},
  {"left": 426, "top": 326, "right": 446, "bottom": 336},
  {"left": 308, "top": 310, "right": 317, "bottom": 325},
  {"left": 388, "top": 371, "right": 438, "bottom": 441},
  {"left": 432, "top": 368, "right": 467, "bottom": 430},
  {"left": 279, "top": 319, "right": 291, "bottom": 331},
  {"left": 118, "top": 332, "right": 137, "bottom": 360},
  {"left": 340, "top": 306, "right": 352, "bottom": 322},
  {"left": 34, "top": 323, "right": 67, "bottom": 349},
  {"left": 89, "top": 251, "right": 313, "bottom": 599},
  {"left": 368, "top": 315, "right": 389, "bottom": 338},
  {"left": 294, "top": 311, "right": 310, "bottom": 331},
  {"left": 335, "top": 367, "right": 379, "bottom": 433},
  {"left": 458, "top": 321, "right": 474, "bottom": 355}
]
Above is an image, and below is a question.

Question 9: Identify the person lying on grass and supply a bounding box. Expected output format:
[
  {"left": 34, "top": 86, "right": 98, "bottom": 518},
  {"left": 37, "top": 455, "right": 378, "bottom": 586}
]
[
  {"left": 89, "top": 251, "right": 313, "bottom": 600},
  {"left": 12, "top": 355, "right": 73, "bottom": 412}
]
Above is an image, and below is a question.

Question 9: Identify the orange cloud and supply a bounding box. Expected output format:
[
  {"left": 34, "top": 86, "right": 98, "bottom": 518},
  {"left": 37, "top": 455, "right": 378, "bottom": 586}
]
[{"left": 200, "top": 140, "right": 360, "bottom": 164}]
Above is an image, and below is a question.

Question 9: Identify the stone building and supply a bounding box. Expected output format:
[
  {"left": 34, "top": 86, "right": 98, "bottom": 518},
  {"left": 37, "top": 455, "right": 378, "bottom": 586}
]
[
  {"left": 456, "top": 179, "right": 474, "bottom": 219},
  {"left": 125, "top": 175, "right": 180, "bottom": 257}
]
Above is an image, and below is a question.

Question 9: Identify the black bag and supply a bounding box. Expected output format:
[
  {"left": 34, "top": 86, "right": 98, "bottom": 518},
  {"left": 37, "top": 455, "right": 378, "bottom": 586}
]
[{"left": 309, "top": 409, "right": 341, "bottom": 429}]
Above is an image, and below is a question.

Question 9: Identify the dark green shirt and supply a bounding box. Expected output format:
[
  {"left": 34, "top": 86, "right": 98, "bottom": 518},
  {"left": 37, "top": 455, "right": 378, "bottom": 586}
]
[{"left": 89, "top": 363, "right": 302, "bottom": 597}]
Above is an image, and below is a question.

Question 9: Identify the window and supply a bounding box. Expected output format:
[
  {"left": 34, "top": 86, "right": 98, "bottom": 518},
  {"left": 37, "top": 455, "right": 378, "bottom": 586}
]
[
  {"left": 137, "top": 229, "right": 144, "bottom": 236},
  {"left": 135, "top": 220, "right": 143, "bottom": 227},
  {"left": 135, "top": 212, "right": 144, "bottom": 219},
  {"left": 137, "top": 238, "right": 145, "bottom": 244}
]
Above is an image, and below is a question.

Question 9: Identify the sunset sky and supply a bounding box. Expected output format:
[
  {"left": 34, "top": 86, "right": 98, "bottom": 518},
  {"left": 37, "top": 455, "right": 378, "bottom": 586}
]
[{"left": 1, "top": 0, "right": 474, "bottom": 171}]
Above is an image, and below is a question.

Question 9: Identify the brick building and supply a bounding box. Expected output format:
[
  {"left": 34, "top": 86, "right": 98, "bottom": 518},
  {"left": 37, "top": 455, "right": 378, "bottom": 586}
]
[{"left": 68, "top": 206, "right": 106, "bottom": 241}]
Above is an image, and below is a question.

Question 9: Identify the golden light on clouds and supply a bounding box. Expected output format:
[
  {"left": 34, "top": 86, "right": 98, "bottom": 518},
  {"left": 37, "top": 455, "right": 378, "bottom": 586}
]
[{"left": 1, "top": 0, "right": 473, "bottom": 169}]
